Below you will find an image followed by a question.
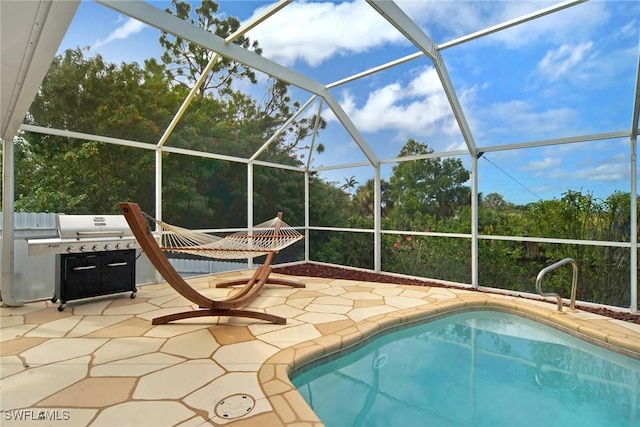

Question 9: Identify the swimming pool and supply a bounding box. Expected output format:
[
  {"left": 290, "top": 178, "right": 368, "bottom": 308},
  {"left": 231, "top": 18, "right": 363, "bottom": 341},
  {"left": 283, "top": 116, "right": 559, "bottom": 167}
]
[{"left": 291, "top": 310, "right": 640, "bottom": 427}]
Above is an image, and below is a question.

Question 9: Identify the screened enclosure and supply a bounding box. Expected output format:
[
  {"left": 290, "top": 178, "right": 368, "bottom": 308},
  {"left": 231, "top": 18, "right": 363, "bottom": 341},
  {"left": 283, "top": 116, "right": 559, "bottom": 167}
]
[{"left": 1, "top": 0, "right": 639, "bottom": 311}]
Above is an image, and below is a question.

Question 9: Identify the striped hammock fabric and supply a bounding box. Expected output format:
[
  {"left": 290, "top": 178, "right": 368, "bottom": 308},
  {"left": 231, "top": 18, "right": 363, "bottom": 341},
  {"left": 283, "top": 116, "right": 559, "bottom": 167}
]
[{"left": 150, "top": 215, "right": 303, "bottom": 260}]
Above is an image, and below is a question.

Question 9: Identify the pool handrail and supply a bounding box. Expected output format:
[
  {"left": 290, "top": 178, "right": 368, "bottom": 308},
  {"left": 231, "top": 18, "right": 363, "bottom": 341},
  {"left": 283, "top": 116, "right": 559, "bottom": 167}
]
[{"left": 535, "top": 258, "right": 578, "bottom": 312}]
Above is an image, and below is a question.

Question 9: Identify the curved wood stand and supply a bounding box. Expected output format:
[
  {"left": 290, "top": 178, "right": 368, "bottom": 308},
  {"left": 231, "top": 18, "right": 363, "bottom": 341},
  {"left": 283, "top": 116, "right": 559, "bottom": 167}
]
[{"left": 119, "top": 202, "right": 304, "bottom": 325}]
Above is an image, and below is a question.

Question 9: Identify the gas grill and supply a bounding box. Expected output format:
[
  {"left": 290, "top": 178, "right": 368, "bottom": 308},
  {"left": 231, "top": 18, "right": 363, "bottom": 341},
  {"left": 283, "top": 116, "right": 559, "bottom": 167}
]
[
  {"left": 27, "top": 215, "right": 139, "bottom": 311},
  {"left": 27, "top": 215, "right": 138, "bottom": 256}
]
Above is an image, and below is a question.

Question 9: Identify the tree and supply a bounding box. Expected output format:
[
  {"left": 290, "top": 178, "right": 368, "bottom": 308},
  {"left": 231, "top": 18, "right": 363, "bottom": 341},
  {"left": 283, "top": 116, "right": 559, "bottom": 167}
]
[
  {"left": 159, "top": 0, "right": 260, "bottom": 96},
  {"left": 15, "top": 49, "right": 176, "bottom": 214},
  {"left": 387, "top": 139, "right": 470, "bottom": 229},
  {"left": 160, "top": 1, "right": 326, "bottom": 164},
  {"left": 353, "top": 178, "right": 392, "bottom": 217},
  {"left": 16, "top": 1, "right": 330, "bottom": 227},
  {"left": 524, "top": 190, "right": 637, "bottom": 306},
  {"left": 341, "top": 175, "right": 358, "bottom": 196},
  {"left": 482, "top": 192, "right": 511, "bottom": 210}
]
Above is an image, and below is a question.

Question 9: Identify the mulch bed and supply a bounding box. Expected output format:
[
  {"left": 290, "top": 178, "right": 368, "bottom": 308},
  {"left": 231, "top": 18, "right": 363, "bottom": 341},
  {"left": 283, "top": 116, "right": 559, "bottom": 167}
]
[{"left": 273, "top": 263, "right": 640, "bottom": 324}]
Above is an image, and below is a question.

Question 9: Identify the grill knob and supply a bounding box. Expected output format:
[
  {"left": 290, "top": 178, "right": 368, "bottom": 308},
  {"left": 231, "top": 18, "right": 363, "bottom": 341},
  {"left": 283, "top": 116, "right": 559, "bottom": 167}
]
[
  {"left": 80, "top": 245, "right": 88, "bottom": 252},
  {"left": 92, "top": 244, "right": 100, "bottom": 251},
  {"left": 115, "top": 243, "right": 122, "bottom": 250},
  {"left": 104, "top": 244, "right": 112, "bottom": 251},
  {"left": 126, "top": 242, "right": 135, "bottom": 249},
  {"left": 66, "top": 246, "right": 75, "bottom": 252}
]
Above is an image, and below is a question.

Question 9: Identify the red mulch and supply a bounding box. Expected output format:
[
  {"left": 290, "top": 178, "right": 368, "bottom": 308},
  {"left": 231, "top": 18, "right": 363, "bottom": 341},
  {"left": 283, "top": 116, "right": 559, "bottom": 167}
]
[{"left": 273, "top": 263, "right": 640, "bottom": 324}]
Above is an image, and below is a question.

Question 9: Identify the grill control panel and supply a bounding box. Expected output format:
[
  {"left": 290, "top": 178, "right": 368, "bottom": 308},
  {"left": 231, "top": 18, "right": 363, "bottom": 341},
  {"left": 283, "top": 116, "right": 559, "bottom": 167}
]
[{"left": 62, "top": 239, "right": 138, "bottom": 254}]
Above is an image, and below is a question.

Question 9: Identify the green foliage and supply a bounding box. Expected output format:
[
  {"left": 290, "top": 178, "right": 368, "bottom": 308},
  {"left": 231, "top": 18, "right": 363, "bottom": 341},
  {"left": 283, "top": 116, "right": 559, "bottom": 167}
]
[
  {"left": 310, "top": 216, "right": 375, "bottom": 269},
  {"left": 387, "top": 139, "right": 470, "bottom": 230},
  {"left": 478, "top": 240, "right": 532, "bottom": 292},
  {"left": 309, "top": 178, "right": 353, "bottom": 227},
  {"left": 381, "top": 233, "right": 470, "bottom": 283},
  {"left": 159, "top": 0, "right": 260, "bottom": 95},
  {"left": 253, "top": 166, "right": 305, "bottom": 225},
  {"left": 16, "top": 48, "right": 167, "bottom": 214},
  {"left": 523, "top": 190, "right": 637, "bottom": 306},
  {"left": 353, "top": 178, "right": 392, "bottom": 217},
  {"left": 160, "top": 1, "right": 326, "bottom": 163},
  {"left": 16, "top": 1, "right": 327, "bottom": 223}
]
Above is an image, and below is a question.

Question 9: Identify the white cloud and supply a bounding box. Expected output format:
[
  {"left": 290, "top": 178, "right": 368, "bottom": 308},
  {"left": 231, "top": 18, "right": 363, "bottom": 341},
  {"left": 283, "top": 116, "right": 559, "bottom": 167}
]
[
  {"left": 93, "top": 18, "right": 147, "bottom": 49},
  {"left": 521, "top": 157, "right": 561, "bottom": 171},
  {"left": 536, "top": 42, "right": 594, "bottom": 82},
  {"left": 614, "top": 19, "right": 637, "bottom": 40},
  {"left": 571, "top": 163, "right": 628, "bottom": 182},
  {"left": 245, "top": 1, "right": 608, "bottom": 67},
  {"left": 545, "top": 153, "right": 629, "bottom": 183},
  {"left": 324, "top": 66, "right": 456, "bottom": 137},
  {"left": 245, "top": 1, "right": 405, "bottom": 67},
  {"left": 479, "top": 100, "right": 577, "bottom": 138},
  {"left": 232, "top": 0, "right": 611, "bottom": 74},
  {"left": 476, "top": 1, "right": 609, "bottom": 49}
]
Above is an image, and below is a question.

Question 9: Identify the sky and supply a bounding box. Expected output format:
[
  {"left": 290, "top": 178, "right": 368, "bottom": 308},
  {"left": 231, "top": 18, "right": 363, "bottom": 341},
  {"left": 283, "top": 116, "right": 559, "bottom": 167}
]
[{"left": 55, "top": 0, "right": 640, "bottom": 205}]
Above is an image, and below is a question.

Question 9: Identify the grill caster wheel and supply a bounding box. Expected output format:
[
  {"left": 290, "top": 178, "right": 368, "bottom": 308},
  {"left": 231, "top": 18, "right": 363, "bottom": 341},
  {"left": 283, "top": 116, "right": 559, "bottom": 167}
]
[
  {"left": 130, "top": 292, "right": 137, "bottom": 299},
  {"left": 51, "top": 296, "right": 58, "bottom": 303},
  {"left": 57, "top": 304, "right": 66, "bottom": 312}
]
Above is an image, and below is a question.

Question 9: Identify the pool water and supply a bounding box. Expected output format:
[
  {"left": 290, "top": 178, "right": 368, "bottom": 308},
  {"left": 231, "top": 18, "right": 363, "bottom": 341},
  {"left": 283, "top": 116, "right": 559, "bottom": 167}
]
[{"left": 291, "top": 311, "right": 640, "bottom": 427}]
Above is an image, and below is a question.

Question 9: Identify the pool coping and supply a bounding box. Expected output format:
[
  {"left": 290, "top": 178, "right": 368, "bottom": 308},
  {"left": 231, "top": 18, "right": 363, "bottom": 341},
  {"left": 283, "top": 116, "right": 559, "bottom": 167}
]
[{"left": 256, "top": 293, "right": 640, "bottom": 426}]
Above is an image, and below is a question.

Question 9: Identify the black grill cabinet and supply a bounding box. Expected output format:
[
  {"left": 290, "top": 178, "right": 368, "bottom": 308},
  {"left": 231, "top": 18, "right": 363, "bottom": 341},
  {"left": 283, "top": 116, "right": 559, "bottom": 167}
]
[{"left": 53, "top": 249, "right": 137, "bottom": 311}]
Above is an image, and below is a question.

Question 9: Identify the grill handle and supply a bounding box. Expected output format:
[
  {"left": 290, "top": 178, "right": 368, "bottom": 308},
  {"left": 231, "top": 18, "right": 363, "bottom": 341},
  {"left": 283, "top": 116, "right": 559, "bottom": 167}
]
[
  {"left": 76, "top": 231, "right": 125, "bottom": 236},
  {"left": 106, "top": 262, "right": 128, "bottom": 267},
  {"left": 73, "top": 265, "right": 97, "bottom": 271}
]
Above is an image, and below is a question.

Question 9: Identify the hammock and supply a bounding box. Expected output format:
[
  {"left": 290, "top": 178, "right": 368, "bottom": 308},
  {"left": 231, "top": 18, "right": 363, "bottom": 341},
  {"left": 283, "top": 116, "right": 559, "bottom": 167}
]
[
  {"left": 119, "top": 202, "right": 304, "bottom": 325},
  {"left": 149, "top": 213, "right": 303, "bottom": 260}
]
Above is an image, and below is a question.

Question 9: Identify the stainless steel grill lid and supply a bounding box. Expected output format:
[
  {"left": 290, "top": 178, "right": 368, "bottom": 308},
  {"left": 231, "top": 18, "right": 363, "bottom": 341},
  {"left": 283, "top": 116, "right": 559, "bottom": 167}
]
[
  {"left": 56, "top": 215, "right": 133, "bottom": 239},
  {"left": 27, "top": 214, "right": 138, "bottom": 255}
]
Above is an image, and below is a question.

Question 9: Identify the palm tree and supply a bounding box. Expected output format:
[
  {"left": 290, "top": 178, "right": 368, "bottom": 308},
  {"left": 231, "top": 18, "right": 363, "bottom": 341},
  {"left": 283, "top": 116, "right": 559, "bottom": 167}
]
[{"left": 341, "top": 175, "right": 358, "bottom": 196}]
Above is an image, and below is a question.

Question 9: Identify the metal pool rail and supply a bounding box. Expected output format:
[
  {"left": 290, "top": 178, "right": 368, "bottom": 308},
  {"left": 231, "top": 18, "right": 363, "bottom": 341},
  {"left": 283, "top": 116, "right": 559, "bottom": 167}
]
[{"left": 536, "top": 258, "right": 578, "bottom": 312}]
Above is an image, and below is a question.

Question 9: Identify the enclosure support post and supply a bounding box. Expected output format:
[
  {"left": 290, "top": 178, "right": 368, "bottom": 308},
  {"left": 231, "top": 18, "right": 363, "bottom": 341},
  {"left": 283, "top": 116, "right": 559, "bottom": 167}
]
[
  {"left": 1, "top": 137, "right": 22, "bottom": 306},
  {"left": 247, "top": 163, "right": 254, "bottom": 270},
  {"left": 471, "top": 154, "right": 479, "bottom": 289},
  {"left": 155, "top": 148, "right": 162, "bottom": 221},
  {"left": 374, "top": 166, "right": 382, "bottom": 273},
  {"left": 628, "top": 42, "right": 639, "bottom": 312},
  {"left": 630, "top": 136, "right": 637, "bottom": 313},
  {"left": 304, "top": 172, "right": 310, "bottom": 262},
  {"left": 151, "top": 148, "right": 163, "bottom": 284}
]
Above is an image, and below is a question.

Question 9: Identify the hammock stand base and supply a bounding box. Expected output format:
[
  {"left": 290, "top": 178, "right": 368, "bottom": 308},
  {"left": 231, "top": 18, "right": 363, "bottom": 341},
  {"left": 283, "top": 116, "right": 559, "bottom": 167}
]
[
  {"left": 152, "top": 308, "right": 287, "bottom": 326},
  {"left": 119, "top": 202, "right": 305, "bottom": 325},
  {"left": 215, "top": 276, "right": 305, "bottom": 289}
]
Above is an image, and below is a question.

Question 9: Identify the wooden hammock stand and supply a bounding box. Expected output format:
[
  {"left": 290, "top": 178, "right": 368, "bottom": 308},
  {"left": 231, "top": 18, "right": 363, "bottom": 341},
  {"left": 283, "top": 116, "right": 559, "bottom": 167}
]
[{"left": 118, "top": 202, "right": 304, "bottom": 325}]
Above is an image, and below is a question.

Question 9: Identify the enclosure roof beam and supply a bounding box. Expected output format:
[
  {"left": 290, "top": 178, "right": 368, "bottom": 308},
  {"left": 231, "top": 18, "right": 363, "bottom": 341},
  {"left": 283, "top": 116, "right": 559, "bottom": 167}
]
[
  {"left": 96, "top": 0, "right": 326, "bottom": 96},
  {"left": 250, "top": 95, "right": 317, "bottom": 162},
  {"left": 20, "top": 123, "right": 302, "bottom": 173},
  {"left": 438, "top": 0, "right": 588, "bottom": 50},
  {"left": 328, "top": 0, "right": 587, "bottom": 90},
  {"left": 306, "top": 100, "right": 325, "bottom": 170},
  {"left": 156, "top": 0, "right": 293, "bottom": 149},
  {"left": 366, "top": 0, "right": 477, "bottom": 156},
  {"left": 97, "top": 0, "right": 384, "bottom": 169},
  {"left": 323, "top": 90, "right": 379, "bottom": 166},
  {"left": 1, "top": 0, "right": 79, "bottom": 143}
]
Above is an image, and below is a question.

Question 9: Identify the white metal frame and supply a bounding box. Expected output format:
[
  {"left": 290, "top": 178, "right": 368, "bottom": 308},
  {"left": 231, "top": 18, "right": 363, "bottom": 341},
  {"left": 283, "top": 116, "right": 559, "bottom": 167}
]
[{"left": 1, "top": 0, "right": 638, "bottom": 312}]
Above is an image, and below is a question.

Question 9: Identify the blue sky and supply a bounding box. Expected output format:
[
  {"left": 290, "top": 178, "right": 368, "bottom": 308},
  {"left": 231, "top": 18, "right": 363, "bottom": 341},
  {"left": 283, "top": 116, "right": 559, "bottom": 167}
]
[{"left": 56, "top": 0, "right": 639, "bottom": 205}]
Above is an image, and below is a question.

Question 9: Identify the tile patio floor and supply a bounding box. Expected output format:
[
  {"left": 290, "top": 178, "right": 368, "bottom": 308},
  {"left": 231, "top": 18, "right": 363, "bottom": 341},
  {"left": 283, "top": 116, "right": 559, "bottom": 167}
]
[{"left": 1, "top": 270, "right": 639, "bottom": 426}]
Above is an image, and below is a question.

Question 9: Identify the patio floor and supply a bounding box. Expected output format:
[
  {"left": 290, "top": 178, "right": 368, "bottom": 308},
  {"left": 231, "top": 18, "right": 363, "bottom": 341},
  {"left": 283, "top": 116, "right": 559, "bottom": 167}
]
[{"left": 1, "top": 270, "right": 639, "bottom": 426}]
